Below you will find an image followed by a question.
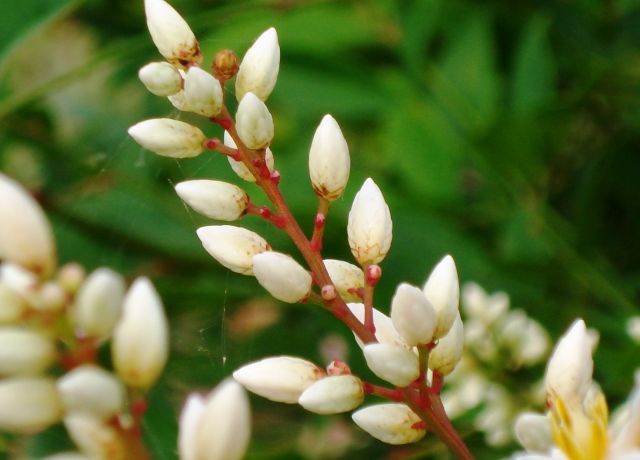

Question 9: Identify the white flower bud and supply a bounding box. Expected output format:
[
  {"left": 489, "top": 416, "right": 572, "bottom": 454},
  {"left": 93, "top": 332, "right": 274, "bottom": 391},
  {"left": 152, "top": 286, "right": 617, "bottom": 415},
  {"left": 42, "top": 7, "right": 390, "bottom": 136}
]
[
  {"left": 252, "top": 252, "right": 312, "bottom": 303},
  {"left": 514, "top": 412, "right": 553, "bottom": 453},
  {"left": 0, "top": 377, "right": 62, "bottom": 433},
  {"left": 64, "top": 413, "right": 124, "bottom": 459},
  {"left": 42, "top": 453, "right": 90, "bottom": 460},
  {"left": 545, "top": 319, "right": 593, "bottom": 406},
  {"left": 184, "top": 67, "right": 223, "bottom": 117},
  {"left": 138, "top": 61, "right": 182, "bottom": 96},
  {"left": 428, "top": 314, "right": 464, "bottom": 375},
  {"left": 298, "top": 375, "right": 364, "bottom": 414},
  {"left": 308, "top": 115, "right": 350, "bottom": 201},
  {"left": 223, "top": 131, "right": 274, "bottom": 182},
  {"left": 391, "top": 283, "right": 436, "bottom": 346},
  {"left": 36, "top": 282, "right": 67, "bottom": 313},
  {"left": 197, "top": 225, "right": 270, "bottom": 275},
  {"left": 168, "top": 89, "right": 191, "bottom": 111},
  {"left": 0, "top": 173, "right": 56, "bottom": 274},
  {"left": 57, "top": 365, "right": 125, "bottom": 420},
  {"left": 233, "top": 356, "right": 324, "bottom": 403},
  {"left": 423, "top": 255, "right": 459, "bottom": 339},
  {"left": 347, "top": 302, "right": 407, "bottom": 349},
  {"left": 0, "top": 283, "right": 25, "bottom": 323},
  {"left": 175, "top": 180, "right": 248, "bottom": 221},
  {"left": 111, "top": 277, "right": 168, "bottom": 389},
  {"left": 352, "top": 404, "right": 426, "bottom": 445},
  {"left": 235, "top": 92, "right": 274, "bottom": 149},
  {"left": 128, "top": 118, "right": 206, "bottom": 158},
  {"left": 0, "top": 327, "right": 56, "bottom": 376},
  {"left": 144, "top": 0, "right": 201, "bottom": 67},
  {"left": 235, "top": 28, "right": 280, "bottom": 101},
  {"left": 72, "top": 268, "right": 125, "bottom": 340},
  {"left": 462, "top": 282, "right": 509, "bottom": 324},
  {"left": 323, "top": 259, "right": 364, "bottom": 302},
  {"left": 180, "top": 379, "right": 251, "bottom": 460},
  {"left": 363, "top": 343, "right": 419, "bottom": 387},
  {"left": 347, "top": 178, "right": 392, "bottom": 265}
]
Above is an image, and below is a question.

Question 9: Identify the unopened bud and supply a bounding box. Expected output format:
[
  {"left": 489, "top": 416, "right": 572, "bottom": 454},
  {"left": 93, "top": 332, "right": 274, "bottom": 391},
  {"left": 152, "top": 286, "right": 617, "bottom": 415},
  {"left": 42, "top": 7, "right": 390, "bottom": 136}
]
[
  {"left": 0, "top": 377, "right": 62, "bottom": 433},
  {"left": 252, "top": 252, "right": 312, "bottom": 303},
  {"left": 391, "top": 283, "right": 436, "bottom": 346},
  {"left": 299, "top": 375, "right": 364, "bottom": 414},
  {"left": 223, "top": 131, "right": 274, "bottom": 182},
  {"left": 57, "top": 263, "right": 86, "bottom": 294},
  {"left": 0, "top": 173, "right": 56, "bottom": 274},
  {"left": 111, "top": 278, "right": 168, "bottom": 388},
  {"left": 235, "top": 28, "right": 280, "bottom": 101},
  {"left": 179, "top": 379, "right": 251, "bottom": 460},
  {"left": 138, "top": 62, "right": 182, "bottom": 96},
  {"left": 168, "top": 88, "right": 191, "bottom": 112},
  {"left": 0, "top": 327, "right": 56, "bottom": 376},
  {"left": 0, "top": 262, "right": 37, "bottom": 296},
  {"left": 514, "top": 412, "right": 553, "bottom": 453},
  {"left": 323, "top": 259, "right": 364, "bottom": 302},
  {"left": 352, "top": 404, "right": 426, "bottom": 445},
  {"left": 347, "top": 178, "right": 392, "bottom": 266},
  {"left": 428, "top": 313, "right": 464, "bottom": 375},
  {"left": 308, "top": 115, "right": 350, "bottom": 201},
  {"left": 184, "top": 67, "right": 223, "bottom": 117},
  {"left": 213, "top": 49, "right": 239, "bottom": 81},
  {"left": 545, "top": 319, "right": 593, "bottom": 407},
  {"left": 72, "top": 268, "right": 125, "bottom": 340},
  {"left": 347, "top": 303, "right": 406, "bottom": 349},
  {"left": 423, "top": 255, "right": 459, "bottom": 339},
  {"left": 197, "top": 225, "right": 270, "bottom": 275},
  {"left": 0, "top": 284, "right": 25, "bottom": 324},
  {"left": 233, "top": 356, "right": 324, "bottom": 403},
  {"left": 144, "top": 0, "right": 201, "bottom": 68},
  {"left": 64, "top": 413, "right": 125, "bottom": 459},
  {"left": 57, "top": 365, "right": 125, "bottom": 420},
  {"left": 36, "top": 282, "right": 67, "bottom": 312},
  {"left": 235, "top": 92, "right": 274, "bottom": 149},
  {"left": 128, "top": 118, "right": 206, "bottom": 158},
  {"left": 363, "top": 343, "right": 419, "bottom": 387},
  {"left": 175, "top": 180, "right": 248, "bottom": 221}
]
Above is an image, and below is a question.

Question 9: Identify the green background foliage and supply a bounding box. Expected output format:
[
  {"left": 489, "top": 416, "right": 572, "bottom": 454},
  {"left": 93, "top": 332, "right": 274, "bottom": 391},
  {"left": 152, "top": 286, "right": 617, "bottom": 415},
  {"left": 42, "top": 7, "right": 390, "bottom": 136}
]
[{"left": 1, "top": 0, "right": 639, "bottom": 458}]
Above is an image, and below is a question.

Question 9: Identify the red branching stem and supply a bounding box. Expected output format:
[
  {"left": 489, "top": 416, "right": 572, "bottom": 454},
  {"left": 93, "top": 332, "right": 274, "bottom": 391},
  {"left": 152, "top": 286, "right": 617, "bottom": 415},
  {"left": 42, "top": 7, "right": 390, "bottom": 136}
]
[
  {"left": 309, "top": 198, "right": 330, "bottom": 252},
  {"left": 216, "top": 106, "right": 375, "bottom": 344},
  {"left": 362, "top": 264, "right": 381, "bottom": 336},
  {"left": 60, "top": 336, "right": 98, "bottom": 370},
  {"left": 417, "top": 344, "right": 430, "bottom": 402},
  {"left": 362, "top": 381, "right": 404, "bottom": 402},
  {"left": 204, "top": 138, "right": 242, "bottom": 160},
  {"left": 431, "top": 370, "right": 444, "bottom": 394}
]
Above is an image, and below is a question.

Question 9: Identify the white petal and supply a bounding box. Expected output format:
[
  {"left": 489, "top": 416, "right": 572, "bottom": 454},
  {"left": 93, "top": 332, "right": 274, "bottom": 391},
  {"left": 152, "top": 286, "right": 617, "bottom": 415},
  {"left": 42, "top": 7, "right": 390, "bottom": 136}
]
[
  {"left": 423, "top": 255, "right": 459, "bottom": 339},
  {"left": 428, "top": 314, "right": 464, "bottom": 375},
  {"left": 390, "top": 282, "right": 436, "bottom": 346}
]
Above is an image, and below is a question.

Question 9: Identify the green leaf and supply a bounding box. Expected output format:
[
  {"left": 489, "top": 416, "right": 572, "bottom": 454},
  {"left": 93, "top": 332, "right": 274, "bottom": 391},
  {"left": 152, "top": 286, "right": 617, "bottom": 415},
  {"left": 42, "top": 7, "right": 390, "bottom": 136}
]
[{"left": 511, "top": 17, "right": 556, "bottom": 115}]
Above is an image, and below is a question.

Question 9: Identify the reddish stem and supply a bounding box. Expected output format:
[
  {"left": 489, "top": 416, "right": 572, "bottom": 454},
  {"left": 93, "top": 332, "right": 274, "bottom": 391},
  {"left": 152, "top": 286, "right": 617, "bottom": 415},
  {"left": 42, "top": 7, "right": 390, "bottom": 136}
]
[
  {"left": 362, "top": 381, "right": 403, "bottom": 402},
  {"left": 309, "top": 198, "right": 329, "bottom": 252}
]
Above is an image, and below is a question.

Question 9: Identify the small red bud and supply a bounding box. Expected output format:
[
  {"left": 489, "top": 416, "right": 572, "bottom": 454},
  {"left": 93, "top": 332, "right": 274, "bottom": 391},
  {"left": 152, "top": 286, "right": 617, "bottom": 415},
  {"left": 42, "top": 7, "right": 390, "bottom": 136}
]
[
  {"left": 270, "top": 171, "right": 281, "bottom": 185},
  {"left": 365, "top": 265, "right": 382, "bottom": 287},
  {"left": 321, "top": 284, "right": 337, "bottom": 301},
  {"left": 327, "top": 360, "right": 351, "bottom": 376},
  {"left": 314, "top": 213, "right": 326, "bottom": 229}
]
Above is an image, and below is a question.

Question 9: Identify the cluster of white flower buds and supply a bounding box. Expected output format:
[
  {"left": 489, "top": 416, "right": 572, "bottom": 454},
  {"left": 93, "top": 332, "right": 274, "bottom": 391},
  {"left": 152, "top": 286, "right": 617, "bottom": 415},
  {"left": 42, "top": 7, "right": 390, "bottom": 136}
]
[
  {"left": 0, "top": 173, "right": 170, "bottom": 458},
  {"left": 510, "top": 319, "right": 640, "bottom": 460},
  {"left": 128, "top": 0, "right": 475, "bottom": 453},
  {"left": 441, "top": 282, "right": 551, "bottom": 446}
]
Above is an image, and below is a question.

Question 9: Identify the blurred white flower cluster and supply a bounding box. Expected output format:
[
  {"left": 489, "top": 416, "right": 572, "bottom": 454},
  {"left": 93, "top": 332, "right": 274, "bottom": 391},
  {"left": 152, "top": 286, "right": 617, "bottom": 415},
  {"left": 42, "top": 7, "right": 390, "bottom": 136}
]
[
  {"left": 511, "top": 319, "right": 640, "bottom": 460},
  {"left": 441, "top": 282, "right": 551, "bottom": 446},
  {"left": 0, "top": 173, "right": 170, "bottom": 459}
]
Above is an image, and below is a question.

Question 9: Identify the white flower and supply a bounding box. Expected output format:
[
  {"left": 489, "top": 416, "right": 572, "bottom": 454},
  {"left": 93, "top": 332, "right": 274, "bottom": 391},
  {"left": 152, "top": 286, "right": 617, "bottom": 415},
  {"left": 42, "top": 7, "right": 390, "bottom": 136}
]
[
  {"left": 128, "top": 118, "right": 206, "bottom": 158},
  {"left": 0, "top": 377, "right": 62, "bottom": 433},
  {"left": 423, "top": 255, "right": 459, "bottom": 339},
  {"left": 183, "top": 67, "right": 223, "bottom": 117},
  {"left": 175, "top": 180, "right": 249, "bottom": 221},
  {"left": 64, "top": 413, "right": 124, "bottom": 459},
  {"left": 111, "top": 278, "right": 168, "bottom": 388},
  {"left": 390, "top": 282, "right": 436, "bottom": 346},
  {"left": 0, "top": 173, "right": 56, "bottom": 275},
  {"left": 514, "top": 412, "right": 553, "bottom": 453},
  {"left": 138, "top": 61, "right": 182, "bottom": 96},
  {"left": 179, "top": 379, "right": 251, "bottom": 460},
  {"left": 197, "top": 225, "right": 270, "bottom": 275},
  {"left": 298, "top": 375, "right": 364, "bottom": 414},
  {"left": 363, "top": 343, "right": 419, "bottom": 387},
  {"left": 235, "top": 92, "right": 274, "bottom": 149},
  {"left": 347, "top": 178, "right": 393, "bottom": 266},
  {"left": 235, "top": 28, "right": 280, "bottom": 101},
  {"left": 144, "top": 0, "right": 201, "bottom": 67},
  {"left": 57, "top": 365, "right": 125, "bottom": 420},
  {"left": 71, "top": 268, "right": 125, "bottom": 340},
  {"left": 352, "top": 404, "right": 426, "bottom": 445},
  {"left": 308, "top": 115, "right": 350, "bottom": 201},
  {"left": 233, "top": 356, "right": 324, "bottom": 403},
  {"left": 323, "top": 259, "right": 364, "bottom": 302},
  {"left": 223, "top": 131, "right": 275, "bottom": 182},
  {"left": 0, "top": 327, "right": 56, "bottom": 376},
  {"left": 252, "top": 252, "right": 312, "bottom": 303},
  {"left": 428, "top": 313, "right": 464, "bottom": 375}
]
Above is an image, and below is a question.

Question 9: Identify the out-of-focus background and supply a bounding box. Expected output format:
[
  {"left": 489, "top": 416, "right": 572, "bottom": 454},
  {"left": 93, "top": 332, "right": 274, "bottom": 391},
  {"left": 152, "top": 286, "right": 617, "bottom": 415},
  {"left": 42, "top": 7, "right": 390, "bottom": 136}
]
[{"left": 1, "top": 0, "right": 639, "bottom": 458}]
